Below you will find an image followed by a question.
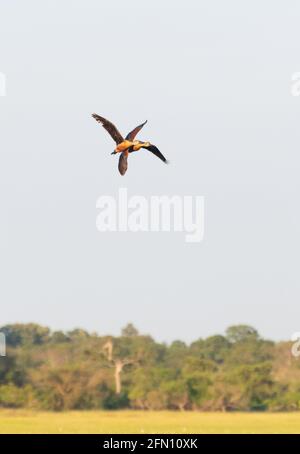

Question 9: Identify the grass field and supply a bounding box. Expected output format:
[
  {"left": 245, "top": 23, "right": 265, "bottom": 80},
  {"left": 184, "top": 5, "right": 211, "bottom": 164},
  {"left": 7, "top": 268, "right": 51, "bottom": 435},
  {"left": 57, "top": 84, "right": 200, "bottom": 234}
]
[{"left": 0, "top": 410, "right": 300, "bottom": 434}]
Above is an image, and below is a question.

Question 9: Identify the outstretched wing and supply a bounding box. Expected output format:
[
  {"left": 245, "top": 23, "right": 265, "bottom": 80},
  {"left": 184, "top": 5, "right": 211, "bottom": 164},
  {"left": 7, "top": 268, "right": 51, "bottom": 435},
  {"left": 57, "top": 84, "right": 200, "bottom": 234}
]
[
  {"left": 125, "top": 120, "right": 147, "bottom": 141},
  {"left": 142, "top": 144, "right": 168, "bottom": 163},
  {"left": 118, "top": 152, "right": 128, "bottom": 175},
  {"left": 92, "top": 113, "right": 124, "bottom": 144}
]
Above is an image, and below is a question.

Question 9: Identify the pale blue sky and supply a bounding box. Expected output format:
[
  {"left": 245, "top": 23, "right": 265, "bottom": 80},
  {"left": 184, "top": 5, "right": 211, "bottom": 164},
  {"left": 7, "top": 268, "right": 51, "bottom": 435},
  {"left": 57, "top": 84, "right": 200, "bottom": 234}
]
[{"left": 0, "top": 0, "right": 299, "bottom": 342}]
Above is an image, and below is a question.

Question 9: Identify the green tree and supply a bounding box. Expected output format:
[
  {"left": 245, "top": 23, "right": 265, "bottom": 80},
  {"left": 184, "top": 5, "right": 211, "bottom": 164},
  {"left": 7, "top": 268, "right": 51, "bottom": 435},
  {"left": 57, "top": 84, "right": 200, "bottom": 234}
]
[
  {"left": 1, "top": 324, "right": 50, "bottom": 346},
  {"left": 226, "top": 325, "right": 259, "bottom": 344},
  {"left": 121, "top": 324, "right": 139, "bottom": 337}
]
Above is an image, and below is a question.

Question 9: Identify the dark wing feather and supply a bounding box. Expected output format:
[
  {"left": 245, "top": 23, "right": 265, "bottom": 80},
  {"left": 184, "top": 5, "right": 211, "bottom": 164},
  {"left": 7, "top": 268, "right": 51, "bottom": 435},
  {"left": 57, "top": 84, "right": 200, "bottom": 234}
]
[
  {"left": 118, "top": 152, "right": 128, "bottom": 175},
  {"left": 125, "top": 120, "right": 147, "bottom": 141},
  {"left": 92, "top": 113, "right": 124, "bottom": 144},
  {"left": 143, "top": 144, "right": 168, "bottom": 163}
]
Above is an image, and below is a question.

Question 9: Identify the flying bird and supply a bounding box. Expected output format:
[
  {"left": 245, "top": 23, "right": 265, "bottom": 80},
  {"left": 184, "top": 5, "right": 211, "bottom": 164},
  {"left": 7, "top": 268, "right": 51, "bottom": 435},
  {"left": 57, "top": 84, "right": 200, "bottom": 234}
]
[{"left": 92, "top": 114, "right": 168, "bottom": 175}]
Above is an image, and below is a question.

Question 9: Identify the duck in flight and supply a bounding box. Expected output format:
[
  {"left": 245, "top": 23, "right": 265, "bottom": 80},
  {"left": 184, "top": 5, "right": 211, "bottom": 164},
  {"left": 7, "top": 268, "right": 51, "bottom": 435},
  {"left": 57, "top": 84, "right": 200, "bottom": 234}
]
[{"left": 92, "top": 114, "right": 168, "bottom": 175}]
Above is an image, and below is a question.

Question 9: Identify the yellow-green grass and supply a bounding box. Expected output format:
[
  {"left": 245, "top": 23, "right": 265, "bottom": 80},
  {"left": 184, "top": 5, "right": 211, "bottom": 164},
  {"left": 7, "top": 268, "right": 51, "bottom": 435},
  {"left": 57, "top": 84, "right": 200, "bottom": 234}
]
[{"left": 0, "top": 410, "right": 300, "bottom": 434}]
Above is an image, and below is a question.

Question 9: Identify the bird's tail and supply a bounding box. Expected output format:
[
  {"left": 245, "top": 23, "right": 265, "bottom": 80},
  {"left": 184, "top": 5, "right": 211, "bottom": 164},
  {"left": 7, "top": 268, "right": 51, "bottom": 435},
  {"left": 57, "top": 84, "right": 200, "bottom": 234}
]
[{"left": 118, "top": 152, "right": 128, "bottom": 175}]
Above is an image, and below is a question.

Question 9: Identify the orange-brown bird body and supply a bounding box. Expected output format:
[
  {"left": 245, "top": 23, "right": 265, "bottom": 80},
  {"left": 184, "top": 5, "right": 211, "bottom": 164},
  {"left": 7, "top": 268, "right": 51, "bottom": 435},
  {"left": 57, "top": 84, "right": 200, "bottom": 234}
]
[{"left": 92, "top": 114, "right": 168, "bottom": 175}]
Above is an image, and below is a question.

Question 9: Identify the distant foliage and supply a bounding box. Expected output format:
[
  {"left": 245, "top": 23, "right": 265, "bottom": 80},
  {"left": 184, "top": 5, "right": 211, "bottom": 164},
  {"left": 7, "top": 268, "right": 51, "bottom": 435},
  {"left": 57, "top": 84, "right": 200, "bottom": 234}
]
[{"left": 0, "top": 323, "right": 298, "bottom": 411}]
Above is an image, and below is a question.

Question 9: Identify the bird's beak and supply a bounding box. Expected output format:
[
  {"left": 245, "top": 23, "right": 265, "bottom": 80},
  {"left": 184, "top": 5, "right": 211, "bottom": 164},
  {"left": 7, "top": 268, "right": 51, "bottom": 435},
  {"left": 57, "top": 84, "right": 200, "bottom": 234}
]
[{"left": 111, "top": 151, "right": 117, "bottom": 155}]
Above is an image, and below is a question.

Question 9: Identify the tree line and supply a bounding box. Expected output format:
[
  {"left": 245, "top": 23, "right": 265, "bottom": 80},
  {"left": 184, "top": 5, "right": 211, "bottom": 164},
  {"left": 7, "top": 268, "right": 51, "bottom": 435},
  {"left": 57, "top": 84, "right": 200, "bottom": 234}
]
[{"left": 0, "top": 323, "right": 299, "bottom": 411}]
